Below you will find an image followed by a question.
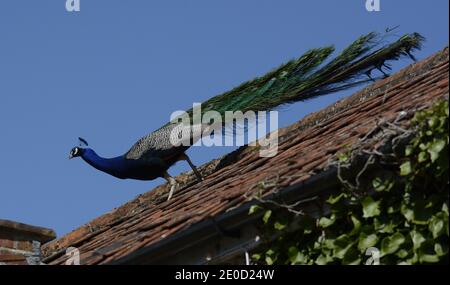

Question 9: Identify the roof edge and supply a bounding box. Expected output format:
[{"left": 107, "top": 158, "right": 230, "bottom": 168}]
[{"left": 0, "top": 219, "right": 56, "bottom": 244}]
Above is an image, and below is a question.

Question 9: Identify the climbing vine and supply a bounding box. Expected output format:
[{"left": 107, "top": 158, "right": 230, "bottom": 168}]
[{"left": 250, "top": 100, "right": 449, "bottom": 265}]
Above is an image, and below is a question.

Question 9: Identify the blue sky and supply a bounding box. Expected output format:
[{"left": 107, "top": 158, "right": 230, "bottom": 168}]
[{"left": 0, "top": 0, "right": 448, "bottom": 236}]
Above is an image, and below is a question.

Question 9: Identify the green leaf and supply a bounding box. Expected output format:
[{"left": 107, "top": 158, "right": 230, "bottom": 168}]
[
  {"left": 338, "top": 152, "right": 350, "bottom": 163},
  {"left": 358, "top": 232, "right": 378, "bottom": 251},
  {"left": 251, "top": 253, "right": 261, "bottom": 261},
  {"left": 315, "top": 254, "right": 332, "bottom": 265},
  {"left": 249, "top": 205, "right": 262, "bottom": 215},
  {"left": 442, "top": 203, "right": 449, "bottom": 215},
  {"left": 410, "top": 230, "right": 426, "bottom": 250},
  {"left": 342, "top": 248, "right": 361, "bottom": 265},
  {"left": 428, "top": 139, "right": 446, "bottom": 162},
  {"left": 265, "top": 256, "right": 274, "bottom": 265},
  {"left": 372, "top": 177, "right": 383, "bottom": 191},
  {"left": 266, "top": 249, "right": 275, "bottom": 256},
  {"left": 264, "top": 248, "right": 277, "bottom": 265},
  {"left": 428, "top": 117, "right": 437, "bottom": 128},
  {"left": 396, "top": 249, "right": 409, "bottom": 259},
  {"left": 362, "top": 196, "right": 381, "bottom": 218},
  {"left": 406, "top": 253, "right": 419, "bottom": 264},
  {"left": 374, "top": 216, "right": 401, "bottom": 234},
  {"left": 262, "top": 210, "right": 272, "bottom": 224},
  {"left": 405, "top": 145, "right": 414, "bottom": 156},
  {"left": 429, "top": 214, "right": 445, "bottom": 238},
  {"left": 434, "top": 243, "right": 449, "bottom": 257},
  {"left": 288, "top": 247, "right": 306, "bottom": 264},
  {"left": 349, "top": 215, "right": 361, "bottom": 236},
  {"left": 381, "top": 232, "right": 405, "bottom": 256},
  {"left": 419, "top": 253, "right": 440, "bottom": 263},
  {"left": 418, "top": 151, "right": 428, "bottom": 163},
  {"left": 274, "top": 221, "right": 287, "bottom": 231},
  {"left": 401, "top": 202, "right": 414, "bottom": 222},
  {"left": 387, "top": 203, "right": 400, "bottom": 214},
  {"left": 400, "top": 161, "right": 412, "bottom": 176},
  {"left": 323, "top": 239, "right": 335, "bottom": 250},
  {"left": 326, "top": 193, "right": 347, "bottom": 205},
  {"left": 419, "top": 143, "right": 427, "bottom": 151},
  {"left": 319, "top": 214, "right": 336, "bottom": 228},
  {"left": 372, "top": 177, "right": 393, "bottom": 192},
  {"left": 333, "top": 235, "right": 353, "bottom": 259}
]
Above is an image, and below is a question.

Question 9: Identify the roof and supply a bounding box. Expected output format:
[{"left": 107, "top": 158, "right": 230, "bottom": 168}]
[
  {"left": 42, "top": 47, "right": 449, "bottom": 265},
  {"left": 0, "top": 219, "right": 56, "bottom": 244}
]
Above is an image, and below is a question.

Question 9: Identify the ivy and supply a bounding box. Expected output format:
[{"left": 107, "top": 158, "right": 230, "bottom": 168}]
[{"left": 250, "top": 100, "right": 449, "bottom": 265}]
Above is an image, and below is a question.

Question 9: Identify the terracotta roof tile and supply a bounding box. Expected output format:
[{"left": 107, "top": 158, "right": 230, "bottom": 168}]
[{"left": 42, "top": 47, "right": 449, "bottom": 265}]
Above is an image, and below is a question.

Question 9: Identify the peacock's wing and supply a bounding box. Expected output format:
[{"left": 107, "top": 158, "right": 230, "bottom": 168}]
[{"left": 124, "top": 123, "right": 192, "bottom": 162}]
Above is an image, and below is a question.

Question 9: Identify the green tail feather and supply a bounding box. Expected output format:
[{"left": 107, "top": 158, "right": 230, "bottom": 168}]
[{"left": 175, "top": 31, "right": 424, "bottom": 124}]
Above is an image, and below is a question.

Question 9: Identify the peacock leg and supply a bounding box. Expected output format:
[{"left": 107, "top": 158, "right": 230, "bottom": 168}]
[
  {"left": 163, "top": 171, "right": 178, "bottom": 201},
  {"left": 180, "top": 153, "right": 203, "bottom": 182}
]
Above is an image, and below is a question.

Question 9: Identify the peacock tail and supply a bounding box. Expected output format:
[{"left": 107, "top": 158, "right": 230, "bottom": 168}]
[{"left": 173, "top": 32, "right": 424, "bottom": 123}]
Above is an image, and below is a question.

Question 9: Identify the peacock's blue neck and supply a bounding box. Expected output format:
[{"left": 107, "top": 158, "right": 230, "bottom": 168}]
[{"left": 80, "top": 148, "right": 131, "bottom": 179}]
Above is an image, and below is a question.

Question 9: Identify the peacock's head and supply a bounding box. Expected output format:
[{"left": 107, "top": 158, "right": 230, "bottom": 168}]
[
  {"left": 69, "top": 147, "right": 84, "bottom": 159},
  {"left": 69, "top": 137, "right": 89, "bottom": 159}
]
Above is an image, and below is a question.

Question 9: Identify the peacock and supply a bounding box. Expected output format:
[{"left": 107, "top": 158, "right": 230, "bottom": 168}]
[{"left": 69, "top": 31, "right": 424, "bottom": 200}]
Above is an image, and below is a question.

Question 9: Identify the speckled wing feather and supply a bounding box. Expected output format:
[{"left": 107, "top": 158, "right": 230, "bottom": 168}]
[
  {"left": 125, "top": 124, "right": 184, "bottom": 161},
  {"left": 124, "top": 123, "right": 204, "bottom": 161}
]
